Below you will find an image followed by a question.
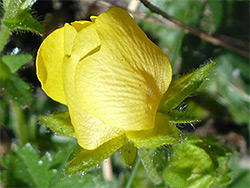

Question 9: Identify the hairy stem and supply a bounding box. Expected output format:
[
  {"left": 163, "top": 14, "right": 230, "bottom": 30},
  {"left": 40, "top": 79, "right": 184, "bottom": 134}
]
[
  {"left": 125, "top": 159, "right": 141, "bottom": 188},
  {"left": 9, "top": 102, "right": 28, "bottom": 146}
]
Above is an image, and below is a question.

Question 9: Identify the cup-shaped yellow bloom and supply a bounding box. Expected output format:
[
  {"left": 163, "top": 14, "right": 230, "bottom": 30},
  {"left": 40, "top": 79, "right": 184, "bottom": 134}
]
[{"left": 36, "top": 7, "right": 177, "bottom": 150}]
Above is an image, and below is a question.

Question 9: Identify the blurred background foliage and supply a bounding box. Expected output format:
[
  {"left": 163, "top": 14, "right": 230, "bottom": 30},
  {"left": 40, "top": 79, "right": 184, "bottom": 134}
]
[{"left": 0, "top": 0, "right": 249, "bottom": 187}]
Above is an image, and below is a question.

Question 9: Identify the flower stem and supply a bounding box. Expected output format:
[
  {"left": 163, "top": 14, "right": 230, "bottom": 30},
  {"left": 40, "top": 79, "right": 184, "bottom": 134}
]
[
  {"left": 9, "top": 102, "right": 28, "bottom": 146},
  {"left": 125, "top": 159, "right": 140, "bottom": 188},
  {"left": 0, "top": 22, "right": 10, "bottom": 54}
]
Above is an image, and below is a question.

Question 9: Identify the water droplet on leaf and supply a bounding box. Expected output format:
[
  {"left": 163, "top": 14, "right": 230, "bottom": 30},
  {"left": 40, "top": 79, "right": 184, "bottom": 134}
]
[
  {"left": 10, "top": 47, "right": 20, "bottom": 55},
  {"left": 38, "top": 160, "right": 43, "bottom": 165},
  {"left": 96, "top": 163, "right": 101, "bottom": 169},
  {"left": 45, "top": 151, "right": 52, "bottom": 162}
]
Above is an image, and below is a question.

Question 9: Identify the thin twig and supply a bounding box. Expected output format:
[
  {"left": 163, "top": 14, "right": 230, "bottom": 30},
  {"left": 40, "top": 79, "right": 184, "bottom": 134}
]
[{"left": 140, "top": 0, "right": 249, "bottom": 58}]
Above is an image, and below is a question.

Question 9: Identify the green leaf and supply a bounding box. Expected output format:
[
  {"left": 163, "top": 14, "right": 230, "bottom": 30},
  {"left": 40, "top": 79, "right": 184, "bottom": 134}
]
[
  {"left": 201, "top": 1, "right": 223, "bottom": 33},
  {"left": 0, "top": 154, "right": 19, "bottom": 187},
  {"left": 159, "top": 109, "right": 197, "bottom": 124},
  {"left": 150, "top": 146, "right": 172, "bottom": 175},
  {"left": 38, "top": 111, "right": 76, "bottom": 138},
  {"left": 127, "top": 113, "right": 180, "bottom": 149},
  {"left": 2, "top": 54, "right": 32, "bottom": 73},
  {"left": 64, "top": 136, "right": 125, "bottom": 176},
  {"left": 159, "top": 61, "right": 215, "bottom": 111},
  {"left": 0, "top": 97, "right": 8, "bottom": 125},
  {"left": 13, "top": 144, "right": 55, "bottom": 187},
  {"left": 20, "top": 0, "right": 37, "bottom": 10},
  {"left": 0, "top": 60, "right": 11, "bottom": 80},
  {"left": 193, "top": 138, "right": 233, "bottom": 186},
  {"left": 1, "top": 144, "right": 111, "bottom": 187},
  {"left": 163, "top": 0, "right": 204, "bottom": 26},
  {"left": 1, "top": 143, "right": 56, "bottom": 187},
  {"left": 205, "top": 53, "right": 249, "bottom": 126},
  {"left": 3, "top": 11, "right": 44, "bottom": 34},
  {"left": 138, "top": 145, "right": 171, "bottom": 184},
  {"left": 52, "top": 174, "right": 108, "bottom": 188},
  {"left": 163, "top": 143, "right": 215, "bottom": 188},
  {"left": 120, "top": 138, "right": 137, "bottom": 167},
  {"left": 163, "top": 136, "right": 234, "bottom": 188},
  {"left": 226, "top": 156, "right": 250, "bottom": 188},
  {"left": 215, "top": 157, "right": 232, "bottom": 186},
  {"left": 138, "top": 148, "right": 163, "bottom": 185},
  {"left": 2, "top": 74, "right": 32, "bottom": 107},
  {"left": 2, "top": 0, "right": 21, "bottom": 18},
  {"left": 1, "top": 143, "right": 85, "bottom": 187}
]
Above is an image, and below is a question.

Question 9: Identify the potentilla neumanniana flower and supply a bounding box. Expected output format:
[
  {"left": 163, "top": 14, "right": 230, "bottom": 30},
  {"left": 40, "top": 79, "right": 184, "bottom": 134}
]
[{"left": 36, "top": 7, "right": 180, "bottom": 150}]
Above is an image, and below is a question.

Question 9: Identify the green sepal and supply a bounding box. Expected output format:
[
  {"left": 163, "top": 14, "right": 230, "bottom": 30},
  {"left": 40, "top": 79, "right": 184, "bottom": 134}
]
[
  {"left": 120, "top": 137, "right": 137, "bottom": 167},
  {"left": 38, "top": 111, "right": 75, "bottom": 138},
  {"left": 127, "top": 113, "right": 180, "bottom": 149},
  {"left": 2, "top": 11, "right": 44, "bottom": 34},
  {"left": 160, "top": 109, "right": 197, "bottom": 124},
  {"left": 159, "top": 61, "right": 215, "bottom": 111},
  {"left": 64, "top": 136, "right": 125, "bottom": 176},
  {"left": 2, "top": 54, "right": 32, "bottom": 73},
  {"left": 2, "top": 74, "right": 32, "bottom": 107}
]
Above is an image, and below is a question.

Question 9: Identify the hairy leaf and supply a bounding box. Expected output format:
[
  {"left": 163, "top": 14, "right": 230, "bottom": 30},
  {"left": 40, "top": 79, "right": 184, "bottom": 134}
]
[
  {"left": 2, "top": 54, "right": 32, "bottom": 73},
  {"left": 2, "top": 74, "right": 32, "bottom": 107},
  {"left": 3, "top": 11, "right": 44, "bottom": 34},
  {"left": 38, "top": 111, "right": 75, "bottom": 138}
]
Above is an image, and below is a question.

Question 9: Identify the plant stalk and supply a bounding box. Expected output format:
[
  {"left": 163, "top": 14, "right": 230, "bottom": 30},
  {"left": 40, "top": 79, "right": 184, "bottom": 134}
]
[
  {"left": 9, "top": 102, "right": 28, "bottom": 146},
  {"left": 125, "top": 159, "right": 140, "bottom": 188}
]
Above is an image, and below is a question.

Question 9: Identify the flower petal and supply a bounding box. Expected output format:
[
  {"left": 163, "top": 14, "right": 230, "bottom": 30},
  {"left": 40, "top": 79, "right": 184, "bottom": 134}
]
[
  {"left": 69, "top": 105, "right": 124, "bottom": 150},
  {"left": 64, "top": 23, "right": 77, "bottom": 56},
  {"left": 126, "top": 113, "right": 180, "bottom": 148},
  {"left": 36, "top": 27, "right": 67, "bottom": 105},
  {"left": 62, "top": 23, "right": 124, "bottom": 150},
  {"left": 75, "top": 7, "right": 172, "bottom": 131},
  {"left": 71, "top": 21, "right": 91, "bottom": 32}
]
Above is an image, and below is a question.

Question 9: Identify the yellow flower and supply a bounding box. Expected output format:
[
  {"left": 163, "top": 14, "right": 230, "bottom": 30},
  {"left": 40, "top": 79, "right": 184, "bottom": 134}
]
[{"left": 36, "top": 7, "right": 180, "bottom": 150}]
